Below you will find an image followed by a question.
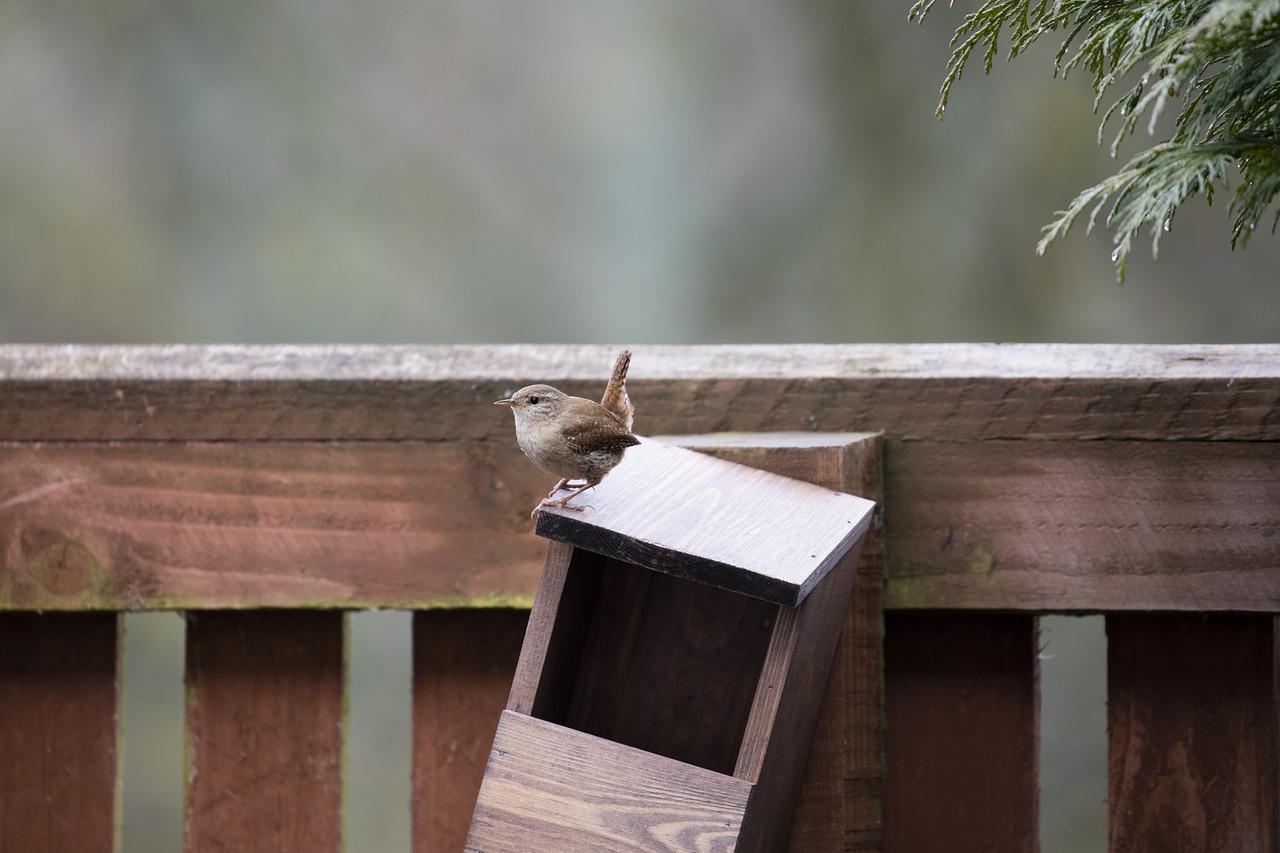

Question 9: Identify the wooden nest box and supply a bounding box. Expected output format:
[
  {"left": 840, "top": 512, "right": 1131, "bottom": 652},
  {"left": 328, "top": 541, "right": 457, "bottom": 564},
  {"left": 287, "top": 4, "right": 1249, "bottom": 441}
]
[{"left": 466, "top": 438, "right": 876, "bottom": 852}]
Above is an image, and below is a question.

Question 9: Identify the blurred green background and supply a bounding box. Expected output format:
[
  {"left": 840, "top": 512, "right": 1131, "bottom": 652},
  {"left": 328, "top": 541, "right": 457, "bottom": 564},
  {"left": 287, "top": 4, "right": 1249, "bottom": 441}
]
[
  {"left": 3, "top": 0, "right": 1272, "bottom": 849},
  {"left": 2, "top": 0, "right": 1277, "bottom": 345}
]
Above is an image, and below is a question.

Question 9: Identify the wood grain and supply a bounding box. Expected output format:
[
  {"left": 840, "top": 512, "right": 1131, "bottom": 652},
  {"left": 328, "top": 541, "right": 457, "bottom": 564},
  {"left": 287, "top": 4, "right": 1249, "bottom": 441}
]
[
  {"left": 411, "top": 608, "right": 528, "bottom": 853},
  {"left": 506, "top": 541, "right": 595, "bottom": 723},
  {"left": 668, "top": 433, "right": 885, "bottom": 853},
  {"left": 508, "top": 534, "right": 782, "bottom": 779},
  {"left": 0, "top": 441, "right": 546, "bottom": 610},
  {"left": 561, "top": 558, "right": 776, "bottom": 776},
  {"left": 883, "top": 612, "right": 1039, "bottom": 853},
  {"left": 184, "top": 610, "right": 345, "bottom": 853},
  {"left": 4, "top": 436, "right": 1274, "bottom": 613},
  {"left": 1107, "top": 613, "right": 1278, "bottom": 853},
  {"left": 534, "top": 438, "right": 874, "bottom": 606},
  {"left": 0, "top": 612, "right": 121, "bottom": 853},
  {"left": 736, "top": 545, "right": 863, "bottom": 853},
  {"left": 886, "top": 439, "right": 1280, "bottom": 611},
  {"left": 2, "top": 344, "right": 1276, "bottom": 442},
  {"left": 465, "top": 710, "right": 753, "bottom": 853}
]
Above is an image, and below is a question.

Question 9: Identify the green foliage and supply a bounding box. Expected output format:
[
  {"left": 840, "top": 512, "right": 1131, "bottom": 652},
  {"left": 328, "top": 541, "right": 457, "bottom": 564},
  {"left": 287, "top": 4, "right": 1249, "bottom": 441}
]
[{"left": 910, "top": 0, "right": 1280, "bottom": 280}]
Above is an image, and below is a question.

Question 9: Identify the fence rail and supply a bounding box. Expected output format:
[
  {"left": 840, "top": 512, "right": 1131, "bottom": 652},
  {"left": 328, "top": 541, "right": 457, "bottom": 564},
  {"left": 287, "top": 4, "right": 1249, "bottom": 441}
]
[{"left": 2, "top": 344, "right": 1277, "bottom": 852}]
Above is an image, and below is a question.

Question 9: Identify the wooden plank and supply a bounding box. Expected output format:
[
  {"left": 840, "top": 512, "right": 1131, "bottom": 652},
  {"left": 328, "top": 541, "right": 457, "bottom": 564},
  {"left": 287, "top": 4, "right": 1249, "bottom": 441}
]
[
  {"left": 6, "top": 436, "right": 1275, "bottom": 614},
  {"left": 184, "top": 610, "right": 344, "bottom": 853},
  {"left": 0, "top": 441, "right": 546, "bottom": 610},
  {"left": 883, "top": 612, "right": 1039, "bottom": 853},
  {"left": 411, "top": 608, "right": 528, "bottom": 853},
  {"left": 0, "top": 612, "right": 121, "bottom": 853},
  {"left": 1, "top": 344, "right": 1276, "bottom": 442},
  {"left": 736, "top": 546, "right": 863, "bottom": 853},
  {"left": 1107, "top": 613, "right": 1278, "bottom": 852},
  {"left": 886, "top": 439, "right": 1280, "bottom": 611},
  {"left": 508, "top": 539, "right": 779, "bottom": 779},
  {"left": 535, "top": 438, "right": 875, "bottom": 606},
  {"left": 562, "top": 559, "right": 776, "bottom": 777},
  {"left": 668, "top": 433, "right": 884, "bottom": 853},
  {"left": 466, "top": 710, "right": 752, "bottom": 852},
  {"left": 506, "top": 541, "right": 597, "bottom": 721}
]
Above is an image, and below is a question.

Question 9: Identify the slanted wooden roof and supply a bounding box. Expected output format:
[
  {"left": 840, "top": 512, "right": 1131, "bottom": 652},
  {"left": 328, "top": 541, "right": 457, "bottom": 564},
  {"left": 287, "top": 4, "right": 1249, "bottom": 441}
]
[{"left": 534, "top": 438, "right": 875, "bottom": 606}]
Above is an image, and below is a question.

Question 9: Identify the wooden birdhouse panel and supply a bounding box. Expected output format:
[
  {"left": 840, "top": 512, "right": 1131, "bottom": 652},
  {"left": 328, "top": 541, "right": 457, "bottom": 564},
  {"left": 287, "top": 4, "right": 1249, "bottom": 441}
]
[
  {"left": 468, "top": 711, "right": 752, "bottom": 853},
  {"left": 518, "top": 546, "right": 777, "bottom": 775},
  {"left": 534, "top": 438, "right": 874, "bottom": 607}
]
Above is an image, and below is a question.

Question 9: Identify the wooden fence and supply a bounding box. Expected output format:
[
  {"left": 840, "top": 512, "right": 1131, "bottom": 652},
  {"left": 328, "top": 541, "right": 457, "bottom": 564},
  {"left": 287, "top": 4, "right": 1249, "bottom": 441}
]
[{"left": 2, "top": 343, "right": 1277, "bottom": 852}]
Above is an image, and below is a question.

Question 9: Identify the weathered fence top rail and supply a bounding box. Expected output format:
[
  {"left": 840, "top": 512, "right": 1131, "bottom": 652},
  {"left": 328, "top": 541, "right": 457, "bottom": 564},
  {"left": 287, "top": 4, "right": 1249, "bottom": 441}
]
[
  {"left": 4, "top": 342, "right": 1277, "bottom": 381},
  {"left": 2, "top": 343, "right": 1277, "bottom": 613},
  {"left": 2, "top": 343, "right": 1277, "bottom": 441}
]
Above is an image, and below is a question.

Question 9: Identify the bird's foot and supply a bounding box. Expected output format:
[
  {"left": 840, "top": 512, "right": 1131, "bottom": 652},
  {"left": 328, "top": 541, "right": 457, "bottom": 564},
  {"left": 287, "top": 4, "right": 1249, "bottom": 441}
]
[
  {"left": 530, "top": 494, "right": 589, "bottom": 520},
  {"left": 539, "top": 482, "right": 596, "bottom": 512},
  {"left": 544, "top": 478, "right": 589, "bottom": 500},
  {"left": 544, "top": 478, "right": 571, "bottom": 500}
]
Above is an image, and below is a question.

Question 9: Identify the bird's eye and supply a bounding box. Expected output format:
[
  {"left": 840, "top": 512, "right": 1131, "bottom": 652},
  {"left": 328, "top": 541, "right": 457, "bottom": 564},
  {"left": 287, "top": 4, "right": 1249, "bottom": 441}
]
[{"left": 528, "top": 396, "right": 540, "bottom": 405}]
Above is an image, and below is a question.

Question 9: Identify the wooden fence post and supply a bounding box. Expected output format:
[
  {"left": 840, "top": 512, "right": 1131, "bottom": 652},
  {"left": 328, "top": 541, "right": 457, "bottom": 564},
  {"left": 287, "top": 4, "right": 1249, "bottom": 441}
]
[
  {"left": 883, "top": 612, "right": 1040, "bottom": 853},
  {"left": 411, "top": 608, "right": 528, "bottom": 852},
  {"left": 0, "top": 612, "right": 121, "bottom": 853},
  {"left": 1108, "top": 613, "right": 1279, "bottom": 852},
  {"left": 183, "top": 610, "right": 345, "bottom": 852}
]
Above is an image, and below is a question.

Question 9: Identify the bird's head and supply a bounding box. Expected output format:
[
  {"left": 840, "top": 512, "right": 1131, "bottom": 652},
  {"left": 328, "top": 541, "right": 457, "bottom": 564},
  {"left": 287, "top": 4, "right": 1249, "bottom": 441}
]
[{"left": 494, "top": 384, "right": 566, "bottom": 424}]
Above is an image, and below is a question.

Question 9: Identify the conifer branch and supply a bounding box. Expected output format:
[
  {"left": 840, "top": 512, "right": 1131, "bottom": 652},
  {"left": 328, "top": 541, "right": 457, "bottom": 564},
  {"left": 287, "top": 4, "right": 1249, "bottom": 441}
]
[{"left": 911, "top": 0, "right": 1280, "bottom": 279}]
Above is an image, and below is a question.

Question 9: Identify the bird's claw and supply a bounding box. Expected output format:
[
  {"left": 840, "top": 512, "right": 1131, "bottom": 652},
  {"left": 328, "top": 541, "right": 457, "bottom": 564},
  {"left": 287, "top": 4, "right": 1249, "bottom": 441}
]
[{"left": 531, "top": 496, "right": 587, "bottom": 519}]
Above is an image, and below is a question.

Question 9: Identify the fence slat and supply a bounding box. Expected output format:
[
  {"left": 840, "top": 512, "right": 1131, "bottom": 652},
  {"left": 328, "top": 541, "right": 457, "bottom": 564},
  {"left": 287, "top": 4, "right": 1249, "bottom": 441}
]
[
  {"left": 411, "top": 608, "right": 527, "bottom": 853},
  {"left": 883, "top": 613, "right": 1039, "bottom": 853},
  {"left": 1107, "top": 613, "right": 1278, "bottom": 852},
  {"left": 183, "top": 610, "right": 344, "bottom": 853},
  {"left": 0, "top": 612, "right": 120, "bottom": 853}
]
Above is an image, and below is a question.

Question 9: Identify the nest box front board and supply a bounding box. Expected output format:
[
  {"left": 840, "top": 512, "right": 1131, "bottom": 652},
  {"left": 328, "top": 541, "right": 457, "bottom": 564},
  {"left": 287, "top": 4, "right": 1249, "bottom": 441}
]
[{"left": 465, "top": 438, "right": 875, "bottom": 853}]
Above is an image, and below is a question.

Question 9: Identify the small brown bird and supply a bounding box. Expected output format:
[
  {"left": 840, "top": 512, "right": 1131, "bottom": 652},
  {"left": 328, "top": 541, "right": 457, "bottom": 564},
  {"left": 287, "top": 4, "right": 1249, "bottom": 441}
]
[{"left": 495, "top": 350, "right": 640, "bottom": 514}]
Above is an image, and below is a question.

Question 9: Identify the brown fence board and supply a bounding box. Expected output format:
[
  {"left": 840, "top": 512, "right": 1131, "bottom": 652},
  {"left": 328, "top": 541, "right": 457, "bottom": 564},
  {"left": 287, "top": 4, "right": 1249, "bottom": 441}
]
[
  {"left": 0, "top": 441, "right": 545, "bottom": 610},
  {"left": 1, "top": 344, "right": 1276, "bottom": 442},
  {"left": 0, "top": 612, "right": 121, "bottom": 853},
  {"left": 886, "top": 439, "right": 1280, "bottom": 611},
  {"left": 411, "top": 608, "right": 528, "bottom": 853},
  {"left": 883, "top": 612, "right": 1039, "bottom": 853},
  {"left": 184, "top": 610, "right": 345, "bottom": 853},
  {"left": 5, "top": 437, "right": 1275, "bottom": 613},
  {"left": 1107, "top": 613, "right": 1279, "bottom": 852}
]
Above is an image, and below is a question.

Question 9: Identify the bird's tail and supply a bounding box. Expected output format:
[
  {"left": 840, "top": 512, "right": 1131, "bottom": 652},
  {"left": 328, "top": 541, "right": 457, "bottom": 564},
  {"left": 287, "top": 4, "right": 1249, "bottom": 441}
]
[{"left": 600, "top": 349, "right": 634, "bottom": 431}]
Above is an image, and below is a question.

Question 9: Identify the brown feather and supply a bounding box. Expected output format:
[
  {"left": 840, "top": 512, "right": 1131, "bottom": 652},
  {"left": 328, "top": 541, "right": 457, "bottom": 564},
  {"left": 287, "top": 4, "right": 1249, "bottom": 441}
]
[{"left": 599, "top": 350, "right": 634, "bottom": 431}]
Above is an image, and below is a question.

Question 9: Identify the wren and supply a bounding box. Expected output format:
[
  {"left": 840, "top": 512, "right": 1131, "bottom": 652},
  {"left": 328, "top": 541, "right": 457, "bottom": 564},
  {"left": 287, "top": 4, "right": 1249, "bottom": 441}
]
[{"left": 495, "top": 350, "right": 639, "bottom": 514}]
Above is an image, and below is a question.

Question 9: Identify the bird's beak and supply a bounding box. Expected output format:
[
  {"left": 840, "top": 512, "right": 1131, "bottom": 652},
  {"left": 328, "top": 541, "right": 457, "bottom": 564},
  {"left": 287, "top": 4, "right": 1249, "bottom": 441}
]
[{"left": 494, "top": 398, "right": 515, "bottom": 407}]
